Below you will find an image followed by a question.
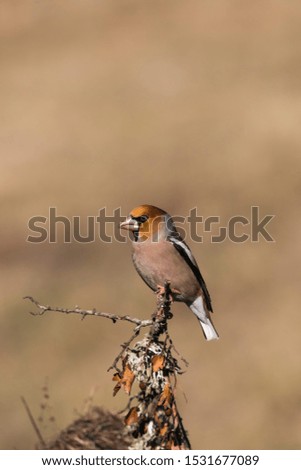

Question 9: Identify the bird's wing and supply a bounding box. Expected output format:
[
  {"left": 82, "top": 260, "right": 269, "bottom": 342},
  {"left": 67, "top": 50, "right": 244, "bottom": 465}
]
[{"left": 168, "top": 235, "right": 213, "bottom": 312}]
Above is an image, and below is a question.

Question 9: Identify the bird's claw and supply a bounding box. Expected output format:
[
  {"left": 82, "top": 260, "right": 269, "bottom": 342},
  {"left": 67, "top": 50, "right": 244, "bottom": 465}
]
[{"left": 156, "top": 284, "right": 180, "bottom": 302}]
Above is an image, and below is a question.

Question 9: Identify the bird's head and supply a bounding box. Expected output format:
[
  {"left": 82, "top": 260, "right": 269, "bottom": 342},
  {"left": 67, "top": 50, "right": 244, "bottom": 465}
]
[{"left": 120, "top": 205, "right": 172, "bottom": 242}]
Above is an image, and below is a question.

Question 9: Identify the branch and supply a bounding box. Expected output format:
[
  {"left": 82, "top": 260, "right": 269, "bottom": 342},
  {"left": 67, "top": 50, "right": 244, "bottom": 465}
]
[
  {"left": 23, "top": 296, "right": 152, "bottom": 329},
  {"left": 110, "top": 281, "right": 191, "bottom": 450}
]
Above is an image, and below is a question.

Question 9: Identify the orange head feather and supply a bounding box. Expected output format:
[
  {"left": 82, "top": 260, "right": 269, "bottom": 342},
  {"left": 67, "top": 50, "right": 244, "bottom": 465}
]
[{"left": 128, "top": 205, "right": 169, "bottom": 241}]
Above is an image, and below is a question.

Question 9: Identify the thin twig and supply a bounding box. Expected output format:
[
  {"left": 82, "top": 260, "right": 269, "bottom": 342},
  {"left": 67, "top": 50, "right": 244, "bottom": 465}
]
[
  {"left": 107, "top": 327, "right": 141, "bottom": 373},
  {"left": 23, "top": 296, "right": 152, "bottom": 328},
  {"left": 21, "top": 396, "right": 46, "bottom": 448}
]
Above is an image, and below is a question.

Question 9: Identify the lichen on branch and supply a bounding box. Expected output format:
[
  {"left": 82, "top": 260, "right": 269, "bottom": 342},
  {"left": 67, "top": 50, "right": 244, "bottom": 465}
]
[{"left": 24, "top": 281, "right": 191, "bottom": 450}]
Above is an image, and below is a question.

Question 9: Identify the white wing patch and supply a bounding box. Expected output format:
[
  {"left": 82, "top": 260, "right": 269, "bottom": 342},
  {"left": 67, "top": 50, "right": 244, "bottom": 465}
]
[{"left": 168, "top": 237, "right": 198, "bottom": 267}]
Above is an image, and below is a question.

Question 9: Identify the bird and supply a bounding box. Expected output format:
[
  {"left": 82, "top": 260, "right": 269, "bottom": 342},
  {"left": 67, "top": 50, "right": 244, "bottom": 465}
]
[{"left": 120, "top": 204, "right": 219, "bottom": 341}]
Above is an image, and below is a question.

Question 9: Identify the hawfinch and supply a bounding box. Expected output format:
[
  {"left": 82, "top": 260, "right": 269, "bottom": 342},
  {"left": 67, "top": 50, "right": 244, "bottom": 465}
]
[{"left": 120, "top": 205, "right": 219, "bottom": 341}]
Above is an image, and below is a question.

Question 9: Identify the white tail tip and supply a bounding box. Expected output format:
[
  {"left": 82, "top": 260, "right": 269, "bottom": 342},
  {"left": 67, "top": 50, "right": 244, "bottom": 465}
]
[
  {"left": 189, "top": 296, "right": 220, "bottom": 341},
  {"left": 200, "top": 319, "right": 219, "bottom": 341}
]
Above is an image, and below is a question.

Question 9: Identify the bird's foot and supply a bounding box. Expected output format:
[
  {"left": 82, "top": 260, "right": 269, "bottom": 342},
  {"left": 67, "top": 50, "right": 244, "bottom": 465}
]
[
  {"left": 156, "top": 284, "right": 180, "bottom": 302},
  {"left": 156, "top": 284, "right": 167, "bottom": 297}
]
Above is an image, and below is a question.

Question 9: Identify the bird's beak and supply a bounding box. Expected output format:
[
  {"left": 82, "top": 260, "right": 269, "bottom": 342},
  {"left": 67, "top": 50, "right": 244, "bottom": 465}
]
[{"left": 120, "top": 216, "right": 139, "bottom": 232}]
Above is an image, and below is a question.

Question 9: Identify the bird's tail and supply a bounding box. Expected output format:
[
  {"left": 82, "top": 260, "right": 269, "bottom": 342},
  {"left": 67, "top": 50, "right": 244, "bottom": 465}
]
[
  {"left": 189, "top": 296, "right": 219, "bottom": 341},
  {"left": 199, "top": 317, "right": 219, "bottom": 341}
]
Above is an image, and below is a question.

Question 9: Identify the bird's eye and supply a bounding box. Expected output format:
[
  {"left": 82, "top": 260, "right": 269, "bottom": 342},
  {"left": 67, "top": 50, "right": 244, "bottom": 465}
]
[{"left": 138, "top": 215, "right": 148, "bottom": 223}]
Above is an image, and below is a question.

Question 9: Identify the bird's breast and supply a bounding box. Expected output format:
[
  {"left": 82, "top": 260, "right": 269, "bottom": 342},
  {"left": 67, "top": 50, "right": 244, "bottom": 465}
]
[{"left": 131, "top": 240, "right": 200, "bottom": 302}]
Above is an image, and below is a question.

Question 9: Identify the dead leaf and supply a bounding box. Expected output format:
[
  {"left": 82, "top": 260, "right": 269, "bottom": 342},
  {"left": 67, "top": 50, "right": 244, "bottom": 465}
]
[
  {"left": 152, "top": 355, "right": 165, "bottom": 372},
  {"left": 112, "top": 363, "right": 135, "bottom": 396},
  {"left": 112, "top": 372, "right": 122, "bottom": 396},
  {"left": 121, "top": 363, "right": 135, "bottom": 394},
  {"left": 159, "top": 423, "right": 168, "bottom": 436},
  {"left": 124, "top": 407, "right": 139, "bottom": 426},
  {"left": 158, "top": 382, "right": 173, "bottom": 408}
]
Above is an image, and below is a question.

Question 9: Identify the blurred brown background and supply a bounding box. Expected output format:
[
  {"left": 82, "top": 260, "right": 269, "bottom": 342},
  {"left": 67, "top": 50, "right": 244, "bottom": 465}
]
[{"left": 1, "top": 0, "right": 301, "bottom": 450}]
